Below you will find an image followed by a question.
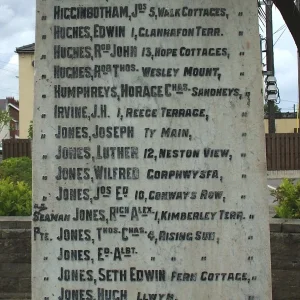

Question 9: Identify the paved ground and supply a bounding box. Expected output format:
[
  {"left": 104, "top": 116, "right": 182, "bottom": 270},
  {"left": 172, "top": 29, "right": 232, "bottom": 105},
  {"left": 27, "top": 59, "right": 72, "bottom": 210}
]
[{"left": 267, "top": 179, "right": 284, "bottom": 190}]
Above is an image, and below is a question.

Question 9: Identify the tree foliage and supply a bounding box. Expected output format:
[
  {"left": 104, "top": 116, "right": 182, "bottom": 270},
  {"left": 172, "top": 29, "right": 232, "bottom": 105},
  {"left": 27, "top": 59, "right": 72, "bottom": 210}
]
[
  {"left": 264, "top": 103, "right": 281, "bottom": 114},
  {"left": 272, "top": 178, "right": 300, "bottom": 219},
  {"left": 0, "top": 110, "right": 12, "bottom": 138},
  {"left": 28, "top": 120, "right": 33, "bottom": 139}
]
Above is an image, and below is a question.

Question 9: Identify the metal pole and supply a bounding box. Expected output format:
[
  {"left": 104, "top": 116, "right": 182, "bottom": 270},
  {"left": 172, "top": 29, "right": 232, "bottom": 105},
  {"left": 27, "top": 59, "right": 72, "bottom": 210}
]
[
  {"left": 266, "top": 0, "right": 276, "bottom": 133},
  {"left": 297, "top": 0, "right": 300, "bottom": 132}
]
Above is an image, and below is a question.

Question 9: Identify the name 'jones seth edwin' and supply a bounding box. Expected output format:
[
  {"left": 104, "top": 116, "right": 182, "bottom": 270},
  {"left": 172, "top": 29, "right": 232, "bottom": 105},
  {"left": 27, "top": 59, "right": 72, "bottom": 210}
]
[{"left": 58, "top": 268, "right": 249, "bottom": 300}]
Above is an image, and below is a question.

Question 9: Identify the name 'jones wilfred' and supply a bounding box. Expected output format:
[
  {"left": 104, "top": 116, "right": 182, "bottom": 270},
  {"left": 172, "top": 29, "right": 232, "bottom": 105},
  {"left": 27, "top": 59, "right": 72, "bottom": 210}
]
[{"left": 55, "top": 166, "right": 219, "bottom": 180}]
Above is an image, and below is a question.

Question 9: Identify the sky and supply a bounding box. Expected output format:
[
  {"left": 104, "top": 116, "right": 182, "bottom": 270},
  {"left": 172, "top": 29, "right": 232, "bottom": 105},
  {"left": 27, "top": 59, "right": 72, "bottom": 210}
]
[{"left": 0, "top": 2, "right": 298, "bottom": 111}]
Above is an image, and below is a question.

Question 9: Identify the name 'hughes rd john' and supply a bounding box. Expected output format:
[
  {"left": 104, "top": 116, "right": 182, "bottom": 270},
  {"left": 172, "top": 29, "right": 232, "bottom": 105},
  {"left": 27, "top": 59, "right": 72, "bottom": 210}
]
[{"left": 54, "top": 45, "right": 137, "bottom": 59}]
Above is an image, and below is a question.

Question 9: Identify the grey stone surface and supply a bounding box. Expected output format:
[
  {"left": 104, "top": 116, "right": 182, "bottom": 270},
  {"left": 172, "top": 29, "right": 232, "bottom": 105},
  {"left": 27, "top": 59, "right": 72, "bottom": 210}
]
[
  {"left": 0, "top": 217, "right": 299, "bottom": 299},
  {"left": 0, "top": 229, "right": 31, "bottom": 239},
  {"left": 282, "top": 219, "right": 300, "bottom": 233},
  {"left": 33, "top": 0, "right": 272, "bottom": 299},
  {"left": 0, "top": 223, "right": 31, "bottom": 297},
  {"left": 0, "top": 294, "right": 31, "bottom": 300},
  {"left": 272, "top": 270, "right": 300, "bottom": 300},
  {"left": 271, "top": 232, "right": 300, "bottom": 270},
  {"left": 269, "top": 218, "right": 284, "bottom": 232},
  {"left": 267, "top": 170, "right": 300, "bottom": 179},
  {"left": 0, "top": 217, "right": 31, "bottom": 229}
]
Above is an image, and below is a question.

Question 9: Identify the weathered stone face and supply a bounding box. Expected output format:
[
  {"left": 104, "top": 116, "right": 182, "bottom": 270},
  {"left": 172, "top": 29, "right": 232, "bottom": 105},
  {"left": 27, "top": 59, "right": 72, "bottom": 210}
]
[{"left": 33, "top": 0, "right": 272, "bottom": 299}]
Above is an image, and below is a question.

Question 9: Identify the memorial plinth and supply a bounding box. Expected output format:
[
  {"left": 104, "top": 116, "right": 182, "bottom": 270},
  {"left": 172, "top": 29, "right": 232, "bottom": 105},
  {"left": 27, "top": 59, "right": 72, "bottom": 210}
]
[{"left": 33, "top": 1, "right": 272, "bottom": 299}]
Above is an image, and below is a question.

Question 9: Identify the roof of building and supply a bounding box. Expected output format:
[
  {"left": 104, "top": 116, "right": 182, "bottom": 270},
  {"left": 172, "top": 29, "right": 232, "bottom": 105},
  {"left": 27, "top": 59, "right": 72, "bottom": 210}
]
[
  {"left": 0, "top": 98, "right": 19, "bottom": 111},
  {"left": 15, "top": 43, "right": 35, "bottom": 54}
]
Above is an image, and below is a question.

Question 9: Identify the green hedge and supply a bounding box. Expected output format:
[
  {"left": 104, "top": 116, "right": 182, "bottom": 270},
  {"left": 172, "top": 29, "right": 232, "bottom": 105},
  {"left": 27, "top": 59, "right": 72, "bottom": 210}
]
[
  {"left": 272, "top": 178, "right": 300, "bottom": 219},
  {"left": 0, "top": 157, "right": 32, "bottom": 216},
  {"left": 0, "top": 179, "right": 31, "bottom": 216},
  {"left": 0, "top": 157, "right": 32, "bottom": 187}
]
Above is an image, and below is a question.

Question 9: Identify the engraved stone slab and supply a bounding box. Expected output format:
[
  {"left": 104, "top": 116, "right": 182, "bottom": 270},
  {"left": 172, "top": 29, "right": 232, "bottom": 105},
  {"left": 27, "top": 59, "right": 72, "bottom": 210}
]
[{"left": 33, "top": 0, "right": 272, "bottom": 299}]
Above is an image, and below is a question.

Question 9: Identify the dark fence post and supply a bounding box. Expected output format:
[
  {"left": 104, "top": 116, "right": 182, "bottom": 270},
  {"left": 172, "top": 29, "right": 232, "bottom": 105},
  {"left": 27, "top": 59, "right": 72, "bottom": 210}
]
[
  {"left": 265, "top": 133, "right": 300, "bottom": 171},
  {"left": 2, "top": 139, "right": 32, "bottom": 160}
]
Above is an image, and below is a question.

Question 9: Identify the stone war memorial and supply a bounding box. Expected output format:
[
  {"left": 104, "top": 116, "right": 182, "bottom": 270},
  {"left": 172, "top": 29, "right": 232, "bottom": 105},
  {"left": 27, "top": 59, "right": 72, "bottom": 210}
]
[{"left": 33, "top": 0, "right": 272, "bottom": 299}]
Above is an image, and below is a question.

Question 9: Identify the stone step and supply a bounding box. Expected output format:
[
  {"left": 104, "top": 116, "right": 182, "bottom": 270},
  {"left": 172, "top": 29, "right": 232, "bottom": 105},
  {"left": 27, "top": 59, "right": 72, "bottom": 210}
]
[{"left": 0, "top": 293, "right": 30, "bottom": 300}]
